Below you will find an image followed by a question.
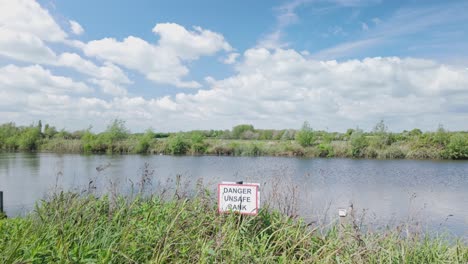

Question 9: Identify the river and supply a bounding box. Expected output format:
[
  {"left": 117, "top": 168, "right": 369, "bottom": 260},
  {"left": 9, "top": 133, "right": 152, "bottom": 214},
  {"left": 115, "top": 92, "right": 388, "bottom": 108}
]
[{"left": 0, "top": 153, "right": 466, "bottom": 237}]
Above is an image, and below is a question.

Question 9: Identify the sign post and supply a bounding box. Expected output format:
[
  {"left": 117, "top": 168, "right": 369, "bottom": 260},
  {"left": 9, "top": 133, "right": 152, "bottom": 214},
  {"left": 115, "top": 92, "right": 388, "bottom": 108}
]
[{"left": 218, "top": 182, "right": 259, "bottom": 215}]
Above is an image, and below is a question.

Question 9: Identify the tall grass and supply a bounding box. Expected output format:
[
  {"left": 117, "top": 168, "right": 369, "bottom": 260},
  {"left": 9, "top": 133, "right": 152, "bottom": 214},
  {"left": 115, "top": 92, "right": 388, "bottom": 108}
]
[{"left": 0, "top": 190, "right": 466, "bottom": 263}]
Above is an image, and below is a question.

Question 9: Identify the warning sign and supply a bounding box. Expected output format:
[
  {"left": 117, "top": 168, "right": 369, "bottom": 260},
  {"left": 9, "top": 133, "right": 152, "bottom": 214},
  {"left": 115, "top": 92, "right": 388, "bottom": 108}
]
[{"left": 218, "top": 183, "right": 259, "bottom": 215}]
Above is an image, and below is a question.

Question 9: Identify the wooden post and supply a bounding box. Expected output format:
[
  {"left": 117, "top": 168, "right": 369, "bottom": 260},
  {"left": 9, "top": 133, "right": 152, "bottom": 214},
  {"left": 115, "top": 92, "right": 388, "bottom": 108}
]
[{"left": 0, "top": 191, "right": 3, "bottom": 214}]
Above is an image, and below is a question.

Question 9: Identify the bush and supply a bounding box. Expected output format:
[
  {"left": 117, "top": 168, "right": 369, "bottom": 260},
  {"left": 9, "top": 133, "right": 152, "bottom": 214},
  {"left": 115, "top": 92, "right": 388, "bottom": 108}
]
[
  {"left": 349, "top": 129, "right": 368, "bottom": 158},
  {"left": 18, "top": 127, "right": 41, "bottom": 151},
  {"left": 231, "top": 124, "right": 254, "bottom": 139},
  {"left": 295, "top": 122, "right": 315, "bottom": 147},
  {"left": 444, "top": 133, "right": 468, "bottom": 159},
  {"left": 166, "top": 134, "right": 190, "bottom": 155},
  {"left": 135, "top": 130, "right": 156, "bottom": 154},
  {"left": 190, "top": 132, "right": 207, "bottom": 154},
  {"left": 318, "top": 143, "right": 334, "bottom": 157}
]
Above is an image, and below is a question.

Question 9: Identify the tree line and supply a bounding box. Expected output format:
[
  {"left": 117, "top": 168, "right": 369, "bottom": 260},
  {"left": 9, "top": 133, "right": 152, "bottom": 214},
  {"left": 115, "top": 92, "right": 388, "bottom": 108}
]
[{"left": 0, "top": 120, "right": 466, "bottom": 159}]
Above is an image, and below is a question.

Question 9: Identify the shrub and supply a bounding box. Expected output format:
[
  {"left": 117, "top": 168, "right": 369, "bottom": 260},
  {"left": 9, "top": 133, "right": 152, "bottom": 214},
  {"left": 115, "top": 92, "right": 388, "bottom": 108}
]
[
  {"left": 318, "top": 143, "right": 334, "bottom": 157},
  {"left": 231, "top": 124, "right": 254, "bottom": 139},
  {"left": 295, "top": 121, "right": 315, "bottom": 147},
  {"left": 444, "top": 133, "right": 468, "bottom": 159},
  {"left": 166, "top": 134, "right": 190, "bottom": 155},
  {"left": 18, "top": 127, "right": 41, "bottom": 151},
  {"left": 349, "top": 129, "right": 368, "bottom": 158},
  {"left": 190, "top": 132, "right": 207, "bottom": 154}
]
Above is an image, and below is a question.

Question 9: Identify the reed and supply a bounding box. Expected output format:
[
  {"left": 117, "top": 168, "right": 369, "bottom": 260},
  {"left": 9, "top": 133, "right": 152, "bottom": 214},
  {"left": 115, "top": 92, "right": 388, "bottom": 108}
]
[{"left": 0, "top": 191, "right": 466, "bottom": 263}]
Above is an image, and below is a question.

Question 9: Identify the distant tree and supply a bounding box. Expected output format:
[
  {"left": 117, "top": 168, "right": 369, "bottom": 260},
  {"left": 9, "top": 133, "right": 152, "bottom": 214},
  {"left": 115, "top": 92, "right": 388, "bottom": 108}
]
[
  {"left": 295, "top": 121, "right": 315, "bottom": 147},
  {"left": 433, "top": 124, "right": 449, "bottom": 147},
  {"left": 136, "top": 129, "right": 155, "bottom": 154},
  {"left": 37, "top": 120, "right": 42, "bottom": 133},
  {"left": 409, "top": 128, "right": 422, "bottom": 137},
  {"left": 104, "top": 119, "right": 129, "bottom": 142},
  {"left": 190, "top": 132, "right": 207, "bottom": 154},
  {"left": 371, "top": 120, "right": 393, "bottom": 148},
  {"left": 18, "top": 126, "right": 41, "bottom": 150},
  {"left": 43, "top": 124, "right": 58, "bottom": 139},
  {"left": 231, "top": 124, "right": 254, "bottom": 139},
  {"left": 349, "top": 128, "right": 368, "bottom": 158},
  {"left": 167, "top": 134, "right": 189, "bottom": 155}
]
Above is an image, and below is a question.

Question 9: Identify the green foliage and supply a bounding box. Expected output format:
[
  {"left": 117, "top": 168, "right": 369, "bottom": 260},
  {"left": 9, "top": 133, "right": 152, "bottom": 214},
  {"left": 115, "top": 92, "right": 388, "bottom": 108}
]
[
  {"left": 81, "top": 130, "right": 96, "bottom": 153},
  {"left": 135, "top": 129, "right": 156, "bottom": 154},
  {"left": 166, "top": 134, "right": 189, "bottom": 155},
  {"left": 0, "top": 120, "right": 467, "bottom": 160},
  {"left": 409, "top": 128, "right": 423, "bottom": 137},
  {"left": 103, "top": 119, "right": 129, "bottom": 142},
  {"left": 189, "top": 132, "right": 207, "bottom": 154},
  {"left": 258, "top": 130, "right": 274, "bottom": 140},
  {"left": 432, "top": 124, "right": 450, "bottom": 147},
  {"left": 444, "top": 133, "right": 468, "bottom": 159},
  {"left": 43, "top": 124, "right": 57, "bottom": 139},
  {"left": 0, "top": 193, "right": 465, "bottom": 263},
  {"left": 318, "top": 143, "right": 334, "bottom": 157},
  {"left": 295, "top": 121, "right": 315, "bottom": 147},
  {"left": 18, "top": 127, "right": 41, "bottom": 151},
  {"left": 231, "top": 124, "right": 254, "bottom": 139},
  {"left": 370, "top": 120, "right": 394, "bottom": 149},
  {"left": 349, "top": 128, "right": 368, "bottom": 158}
]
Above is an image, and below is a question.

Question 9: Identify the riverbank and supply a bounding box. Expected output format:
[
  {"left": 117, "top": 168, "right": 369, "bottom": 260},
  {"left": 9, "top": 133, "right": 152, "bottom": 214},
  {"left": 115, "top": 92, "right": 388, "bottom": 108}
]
[
  {"left": 0, "top": 192, "right": 466, "bottom": 263},
  {"left": 1, "top": 120, "right": 467, "bottom": 160}
]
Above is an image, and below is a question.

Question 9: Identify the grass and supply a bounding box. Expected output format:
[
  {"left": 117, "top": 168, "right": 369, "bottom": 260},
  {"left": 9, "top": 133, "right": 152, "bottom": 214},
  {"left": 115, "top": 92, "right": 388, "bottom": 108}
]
[{"left": 0, "top": 191, "right": 466, "bottom": 263}]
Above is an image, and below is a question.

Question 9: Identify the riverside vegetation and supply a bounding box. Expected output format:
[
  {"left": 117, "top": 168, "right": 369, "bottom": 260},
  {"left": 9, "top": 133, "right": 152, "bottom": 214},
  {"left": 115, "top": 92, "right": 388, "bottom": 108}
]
[
  {"left": 0, "top": 119, "right": 467, "bottom": 159},
  {"left": 0, "top": 185, "right": 466, "bottom": 263}
]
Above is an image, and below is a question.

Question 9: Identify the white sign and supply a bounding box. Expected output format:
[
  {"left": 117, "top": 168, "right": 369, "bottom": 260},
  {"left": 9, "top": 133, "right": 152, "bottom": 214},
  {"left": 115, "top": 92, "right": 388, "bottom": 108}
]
[{"left": 218, "top": 183, "right": 259, "bottom": 215}]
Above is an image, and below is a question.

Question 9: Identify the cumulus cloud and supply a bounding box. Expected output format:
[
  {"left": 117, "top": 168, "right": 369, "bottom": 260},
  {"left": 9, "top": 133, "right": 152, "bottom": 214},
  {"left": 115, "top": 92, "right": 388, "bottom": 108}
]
[
  {"left": 69, "top": 20, "right": 84, "bottom": 35},
  {"left": 115, "top": 48, "right": 467, "bottom": 131},
  {"left": 84, "top": 23, "right": 232, "bottom": 88},
  {"left": 0, "top": 0, "right": 67, "bottom": 42},
  {"left": 0, "top": 28, "right": 57, "bottom": 63},
  {"left": 223, "top": 53, "right": 240, "bottom": 64},
  {"left": 0, "top": 0, "right": 130, "bottom": 94}
]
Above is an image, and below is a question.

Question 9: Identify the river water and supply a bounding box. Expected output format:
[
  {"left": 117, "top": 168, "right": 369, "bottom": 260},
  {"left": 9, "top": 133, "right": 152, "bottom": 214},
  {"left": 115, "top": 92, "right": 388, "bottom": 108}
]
[{"left": 0, "top": 153, "right": 466, "bottom": 237}]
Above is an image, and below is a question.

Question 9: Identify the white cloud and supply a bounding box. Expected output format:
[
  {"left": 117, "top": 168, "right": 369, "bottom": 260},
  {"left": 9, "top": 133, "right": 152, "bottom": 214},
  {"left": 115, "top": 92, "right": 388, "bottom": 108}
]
[
  {"left": 0, "top": 28, "right": 57, "bottom": 63},
  {"left": 89, "top": 79, "right": 127, "bottom": 96},
  {"left": 152, "top": 23, "right": 232, "bottom": 59},
  {"left": 223, "top": 53, "right": 240, "bottom": 64},
  {"left": 84, "top": 23, "right": 232, "bottom": 88},
  {"left": 0, "top": 64, "right": 92, "bottom": 95},
  {"left": 69, "top": 20, "right": 84, "bottom": 35},
  {"left": 2, "top": 50, "right": 468, "bottom": 131},
  {"left": 134, "top": 49, "right": 468, "bottom": 131},
  {"left": 0, "top": 0, "right": 67, "bottom": 42},
  {"left": 57, "top": 53, "right": 130, "bottom": 85}
]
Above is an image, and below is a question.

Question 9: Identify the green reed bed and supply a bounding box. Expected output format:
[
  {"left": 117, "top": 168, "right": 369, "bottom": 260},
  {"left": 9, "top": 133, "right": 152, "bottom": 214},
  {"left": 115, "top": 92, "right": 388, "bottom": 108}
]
[{"left": 0, "top": 192, "right": 466, "bottom": 263}]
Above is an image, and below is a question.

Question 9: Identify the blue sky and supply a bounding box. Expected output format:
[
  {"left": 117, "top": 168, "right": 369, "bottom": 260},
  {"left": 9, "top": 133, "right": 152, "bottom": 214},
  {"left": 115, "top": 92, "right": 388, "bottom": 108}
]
[{"left": 0, "top": 0, "right": 467, "bottom": 132}]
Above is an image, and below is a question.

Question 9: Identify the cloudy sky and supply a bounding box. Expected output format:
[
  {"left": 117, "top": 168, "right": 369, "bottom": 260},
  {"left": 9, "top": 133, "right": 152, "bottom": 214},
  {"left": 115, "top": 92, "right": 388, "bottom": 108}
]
[{"left": 1, "top": 0, "right": 467, "bottom": 132}]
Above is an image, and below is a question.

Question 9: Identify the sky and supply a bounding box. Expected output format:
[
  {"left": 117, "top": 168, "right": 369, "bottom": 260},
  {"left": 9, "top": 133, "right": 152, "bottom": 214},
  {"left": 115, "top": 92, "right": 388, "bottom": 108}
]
[{"left": 0, "top": 0, "right": 467, "bottom": 132}]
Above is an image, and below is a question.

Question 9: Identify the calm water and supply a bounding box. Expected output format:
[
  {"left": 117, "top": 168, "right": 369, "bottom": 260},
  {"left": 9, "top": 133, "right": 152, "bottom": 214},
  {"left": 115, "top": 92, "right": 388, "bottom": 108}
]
[{"left": 0, "top": 153, "right": 467, "bottom": 237}]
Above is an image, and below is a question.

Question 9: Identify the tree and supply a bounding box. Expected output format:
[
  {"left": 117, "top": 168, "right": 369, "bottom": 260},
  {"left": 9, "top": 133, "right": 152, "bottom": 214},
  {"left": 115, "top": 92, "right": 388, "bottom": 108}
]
[
  {"left": 295, "top": 121, "right": 315, "bottom": 147},
  {"left": 190, "top": 132, "right": 207, "bottom": 154},
  {"left": 104, "top": 119, "right": 129, "bottom": 142},
  {"left": 18, "top": 126, "right": 41, "bottom": 150},
  {"left": 231, "top": 124, "right": 254, "bottom": 139},
  {"left": 43, "top": 124, "right": 58, "bottom": 139},
  {"left": 167, "top": 134, "right": 189, "bottom": 155},
  {"left": 349, "top": 128, "right": 368, "bottom": 158},
  {"left": 371, "top": 120, "right": 393, "bottom": 148},
  {"left": 136, "top": 129, "right": 155, "bottom": 154}
]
